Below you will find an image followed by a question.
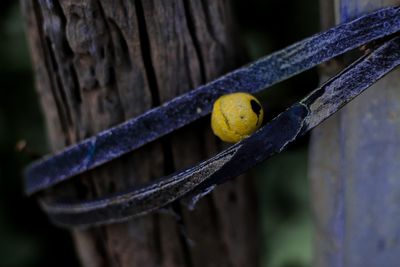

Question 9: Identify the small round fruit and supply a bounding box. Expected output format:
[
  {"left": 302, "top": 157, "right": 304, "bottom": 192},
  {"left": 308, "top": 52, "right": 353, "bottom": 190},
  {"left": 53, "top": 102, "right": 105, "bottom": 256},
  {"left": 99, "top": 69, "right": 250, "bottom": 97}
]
[{"left": 211, "top": 92, "right": 264, "bottom": 143}]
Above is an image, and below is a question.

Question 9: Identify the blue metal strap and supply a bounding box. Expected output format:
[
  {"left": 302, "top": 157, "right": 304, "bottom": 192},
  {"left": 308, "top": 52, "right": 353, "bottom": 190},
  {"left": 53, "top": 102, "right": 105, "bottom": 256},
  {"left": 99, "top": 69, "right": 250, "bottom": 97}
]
[
  {"left": 25, "top": 6, "right": 400, "bottom": 195},
  {"left": 41, "top": 36, "right": 400, "bottom": 228}
]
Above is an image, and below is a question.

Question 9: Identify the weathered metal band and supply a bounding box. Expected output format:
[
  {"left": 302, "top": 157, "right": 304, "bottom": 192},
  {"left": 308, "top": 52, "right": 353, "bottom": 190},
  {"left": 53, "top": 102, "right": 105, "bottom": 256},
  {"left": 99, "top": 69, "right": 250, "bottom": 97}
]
[
  {"left": 41, "top": 37, "right": 400, "bottom": 228},
  {"left": 24, "top": 6, "right": 400, "bottom": 195}
]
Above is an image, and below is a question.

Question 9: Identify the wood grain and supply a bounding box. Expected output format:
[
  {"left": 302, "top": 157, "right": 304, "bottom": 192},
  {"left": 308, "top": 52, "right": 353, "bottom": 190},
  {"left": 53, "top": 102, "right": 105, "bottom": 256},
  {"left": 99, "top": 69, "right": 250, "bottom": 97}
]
[{"left": 20, "top": 0, "right": 259, "bottom": 266}]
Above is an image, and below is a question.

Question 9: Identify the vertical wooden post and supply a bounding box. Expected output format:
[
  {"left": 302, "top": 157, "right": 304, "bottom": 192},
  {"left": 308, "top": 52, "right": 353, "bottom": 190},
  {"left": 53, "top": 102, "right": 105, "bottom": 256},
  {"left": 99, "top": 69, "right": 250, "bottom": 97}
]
[
  {"left": 20, "top": 0, "right": 258, "bottom": 266},
  {"left": 311, "top": 0, "right": 400, "bottom": 266}
]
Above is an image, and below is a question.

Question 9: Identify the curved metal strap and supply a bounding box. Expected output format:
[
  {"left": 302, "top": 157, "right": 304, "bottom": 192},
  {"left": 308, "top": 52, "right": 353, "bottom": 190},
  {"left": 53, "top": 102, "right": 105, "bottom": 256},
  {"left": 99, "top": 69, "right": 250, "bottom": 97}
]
[
  {"left": 41, "top": 37, "right": 400, "bottom": 228},
  {"left": 25, "top": 6, "right": 400, "bottom": 195}
]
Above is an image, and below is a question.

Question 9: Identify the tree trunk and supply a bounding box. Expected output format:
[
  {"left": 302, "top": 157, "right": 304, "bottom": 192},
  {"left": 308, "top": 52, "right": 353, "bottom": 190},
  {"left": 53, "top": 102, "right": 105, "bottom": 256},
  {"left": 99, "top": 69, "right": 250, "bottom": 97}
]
[
  {"left": 311, "top": 0, "right": 400, "bottom": 266},
  {"left": 21, "top": 0, "right": 259, "bottom": 266}
]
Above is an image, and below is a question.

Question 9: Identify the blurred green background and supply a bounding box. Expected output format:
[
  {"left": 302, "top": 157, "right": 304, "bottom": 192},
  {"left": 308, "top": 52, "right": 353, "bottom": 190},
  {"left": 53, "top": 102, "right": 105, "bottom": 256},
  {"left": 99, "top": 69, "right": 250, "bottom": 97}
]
[{"left": 0, "top": 1, "right": 319, "bottom": 266}]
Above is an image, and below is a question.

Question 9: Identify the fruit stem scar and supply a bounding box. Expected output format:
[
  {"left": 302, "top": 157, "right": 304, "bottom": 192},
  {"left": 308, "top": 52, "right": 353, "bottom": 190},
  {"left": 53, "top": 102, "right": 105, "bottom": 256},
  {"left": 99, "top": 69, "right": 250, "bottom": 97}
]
[
  {"left": 250, "top": 100, "right": 261, "bottom": 116},
  {"left": 250, "top": 99, "right": 262, "bottom": 125}
]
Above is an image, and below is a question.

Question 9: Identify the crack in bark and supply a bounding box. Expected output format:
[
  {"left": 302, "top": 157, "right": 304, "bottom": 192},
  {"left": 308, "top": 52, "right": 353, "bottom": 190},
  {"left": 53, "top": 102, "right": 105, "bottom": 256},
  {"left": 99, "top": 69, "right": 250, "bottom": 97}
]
[
  {"left": 200, "top": 0, "right": 224, "bottom": 49},
  {"left": 32, "top": 0, "right": 72, "bottom": 145},
  {"left": 207, "top": 195, "right": 235, "bottom": 267},
  {"left": 134, "top": 0, "right": 161, "bottom": 107},
  {"left": 106, "top": 18, "right": 132, "bottom": 69},
  {"left": 49, "top": 0, "right": 82, "bottom": 105},
  {"left": 182, "top": 0, "right": 207, "bottom": 83},
  {"left": 35, "top": 0, "right": 87, "bottom": 145},
  {"left": 96, "top": 0, "right": 126, "bottom": 122},
  {"left": 93, "top": 228, "right": 113, "bottom": 267},
  {"left": 152, "top": 213, "right": 163, "bottom": 265},
  {"left": 172, "top": 203, "right": 194, "bottom": 267},
  {"left": 133, "top": 1, "right": 193, "bottom": 265}
]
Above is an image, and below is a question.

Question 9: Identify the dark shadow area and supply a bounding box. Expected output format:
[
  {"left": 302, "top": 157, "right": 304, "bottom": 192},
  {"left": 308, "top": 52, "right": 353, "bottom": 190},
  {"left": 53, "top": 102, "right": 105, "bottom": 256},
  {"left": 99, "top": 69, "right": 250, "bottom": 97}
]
[{"left": 0, "top": 3, "right": 79, "bottom": 267}]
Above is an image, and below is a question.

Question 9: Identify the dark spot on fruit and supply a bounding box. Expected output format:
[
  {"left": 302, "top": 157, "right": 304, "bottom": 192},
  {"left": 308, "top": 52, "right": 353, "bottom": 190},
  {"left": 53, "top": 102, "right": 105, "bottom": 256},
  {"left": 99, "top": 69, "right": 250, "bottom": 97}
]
[{"left": 250, "top": 99, "right": 261, "bottom": 116}]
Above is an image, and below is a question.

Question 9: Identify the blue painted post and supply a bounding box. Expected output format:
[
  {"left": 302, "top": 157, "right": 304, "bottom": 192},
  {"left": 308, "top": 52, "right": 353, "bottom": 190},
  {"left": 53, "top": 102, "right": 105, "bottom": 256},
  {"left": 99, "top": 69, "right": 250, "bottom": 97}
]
[{"left": 310, "top": 0, "right": 400, "bottom": 266}]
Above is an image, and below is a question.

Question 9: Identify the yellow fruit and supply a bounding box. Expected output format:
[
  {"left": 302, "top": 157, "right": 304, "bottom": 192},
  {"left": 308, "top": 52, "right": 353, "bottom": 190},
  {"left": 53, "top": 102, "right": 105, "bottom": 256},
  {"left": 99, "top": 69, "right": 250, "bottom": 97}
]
[{"left": 211, "top": 92, "right": 264, "bottom": 143}]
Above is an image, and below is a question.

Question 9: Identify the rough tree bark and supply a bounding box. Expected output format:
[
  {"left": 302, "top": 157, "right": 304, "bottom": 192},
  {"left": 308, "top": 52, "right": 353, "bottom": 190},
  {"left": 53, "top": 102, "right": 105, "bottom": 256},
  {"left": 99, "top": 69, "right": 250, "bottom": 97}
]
[
  {"left": 21, "top": 0, "right": 258, "bottom": 266},
  {"left": 311, "top": 0, "right": 400, "bottom": 266}
]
